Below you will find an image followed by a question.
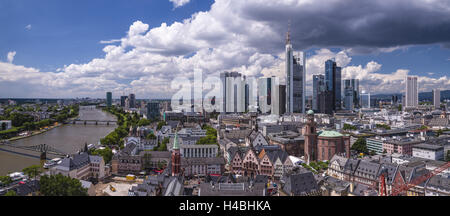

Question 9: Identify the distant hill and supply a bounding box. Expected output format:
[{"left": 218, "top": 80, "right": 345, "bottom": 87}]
[{"left": 372, "top": 90, "right": 450, "bottom": 101}]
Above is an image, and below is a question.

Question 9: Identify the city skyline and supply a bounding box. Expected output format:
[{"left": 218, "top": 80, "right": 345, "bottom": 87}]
[{"left": 1, "top": 0, "right": 450, "bottom": 99}]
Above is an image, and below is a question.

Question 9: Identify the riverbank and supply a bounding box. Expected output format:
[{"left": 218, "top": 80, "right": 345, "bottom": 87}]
[
  {"left": 5, "top": 123, "right": 63, "bottom": 142},
  {"left": 0, "top": 109, "right": 116, "bottom": 176}
]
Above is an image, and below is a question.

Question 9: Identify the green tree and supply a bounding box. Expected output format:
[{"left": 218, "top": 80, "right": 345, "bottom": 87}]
[
  {"left": 197, "top": 125, "right": 218, "bottom": 145},
  {"left": 22, "top": 165, "right": 42, "bottom": 179},
  {"left": 418, "top": 125, "right": 428, "bottom": 130},
  {"left": 157, "top": 121, "right": 166, "bottom": 130},
  {"left": 0, "top": 176, "right": 12, "bottom": 186},
  {"left": 446, "top": 150, "right": 450, "bottom": 162},
  {"left": 39, "top": 174, "right": 88, "bottom": 196},
  {"left": 343, "top": 124, "right": 357, "bottom": 131},
  {"left": 9, "top": 113, "right": 34, "bottom": 127},
  {"left": 351, "top": 137, "right": 368, "bottom": 154},
  {"left": 398, "top": 104, "right": 402, "bottom": 112},
  {"left": 138, "top": 118, "right": 151, "bottom": 127},
  {"left": 376, "top": 124, "right": 391, "bottom": 130},
  {"left": 146, "top": 133, "right": 156, "bottom": 140},
  {"left": 90, "top": 147, "right": 113, "bottom": 164},
  {"left": 4, "top": 190, "right": 17, "bottom": 196}
]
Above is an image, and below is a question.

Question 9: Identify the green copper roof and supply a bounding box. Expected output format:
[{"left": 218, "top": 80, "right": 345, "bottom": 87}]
[
  {"left": 173, "top": 133, "right": 179, "bottom": 150},
  {"left": 318, "top": 130, "right": 343, "bottom": 138},
  {"left": 307, "top": 110, "right": 314, "bottom": 115}
]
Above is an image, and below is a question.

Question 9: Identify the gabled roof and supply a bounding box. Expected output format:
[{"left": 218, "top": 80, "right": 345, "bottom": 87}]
[
  {"left": 355, "top": 160, "right": 381, "bottom": 178},
  {"left": 329, "top": 155, "right": 348, "bottom": 168},
  {"left": 282, "top": 171, "right": 319, "bottom": 195},
  {"left": 343, "top": 159, "right": 360, "bottom": 174}
]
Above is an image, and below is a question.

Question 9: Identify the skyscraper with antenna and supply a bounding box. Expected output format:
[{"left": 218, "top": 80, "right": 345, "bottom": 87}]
[{"left": 285, "top": 21, "right": 306, "bottom": 114}]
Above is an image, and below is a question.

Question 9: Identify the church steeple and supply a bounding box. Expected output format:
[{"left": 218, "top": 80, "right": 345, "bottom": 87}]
[{"left": 171, "top": 132, "right": 181, "bottom": 176}]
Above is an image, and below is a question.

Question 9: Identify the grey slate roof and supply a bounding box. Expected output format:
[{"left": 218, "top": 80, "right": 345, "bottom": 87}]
[
  {"left": 355, "top": 160, "right": 380, "bottom": 180},
  {"left": 329, "top": 155, "right": 348, "bottom": 168},
  {"left": 58, "top": 152, "right": 91, "bottom": 171},
  {"left": 282, "top": 170, "right": 319, "bottom": 196},
  {"left": 199, "top": 182, "right": 266, "bottom": 196}
]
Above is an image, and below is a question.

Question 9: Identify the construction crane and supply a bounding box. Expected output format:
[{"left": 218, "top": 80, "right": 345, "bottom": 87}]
[{"left": 379, "top": 162, "right": 450, "bottom": 196}]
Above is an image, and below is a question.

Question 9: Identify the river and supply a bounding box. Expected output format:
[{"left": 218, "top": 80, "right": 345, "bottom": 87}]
[{"left": 0, "top": 106, "right": 117, "bottom": 175}]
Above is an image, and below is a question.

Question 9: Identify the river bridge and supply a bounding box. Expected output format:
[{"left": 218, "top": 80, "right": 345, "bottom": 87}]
[
  {"left": 0, "top": 140, "right": 68, "bottom": 160},
  {"left": 69, "top": 119, "right": 117, "bottom": 125}
]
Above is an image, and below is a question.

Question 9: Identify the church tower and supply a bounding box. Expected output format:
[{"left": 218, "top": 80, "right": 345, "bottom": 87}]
[
  {"left": 171, "top": 133, "right": 181, "bottom": 176},
  {"left": 303, "top": 110, "right": 318, "bottom": 163}
]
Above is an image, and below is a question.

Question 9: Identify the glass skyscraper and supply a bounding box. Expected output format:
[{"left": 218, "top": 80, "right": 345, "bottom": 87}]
[
  {"left": 312, "top": 74, "right": 325, "bottom": 112},
  {"left": 344, "top": 79, "right": 360, "bottom": 110},
  {"left": 285, "top": 31, "right": 306, "bottom": 114},
  {"left": 106, "top": 92, "right": 112, "bottom": 107},
  {"left": 324, "top": 59, "right": 342, "bottom": 111}
]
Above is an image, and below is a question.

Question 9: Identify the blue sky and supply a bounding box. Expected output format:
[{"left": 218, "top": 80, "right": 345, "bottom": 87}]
[
  {"left": 0, "top": 0, "right": 214, "bottom": 71},
  {"left": 0, "top": 0, "right": 449, "bottom": 98}
]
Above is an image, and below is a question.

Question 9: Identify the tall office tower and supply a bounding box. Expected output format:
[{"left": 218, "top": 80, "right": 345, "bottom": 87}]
[
  {"left": 285, "top": 30, "right": 306, "bottom": 114},
  {"left": 351, "top": 79, "right": 360, "bottom": 108},
  {"left": 318, "top": 91, "right": 333, "bottom": 114},
  {"left": 128, "top": 93, "right": 136, "bottom": 108},
  {"left": 344, "top": 80, "right": 354, "bottom": 110},
  {"left": 285, "top": 30, "right": 293, "bottom": 113},
  {"left": 222, "top": 72, "right": 246, "bottom": 113},
  {"left": 147, "top": 102, "right": 160, "bottom": 120},
  {"left": 335, "top": 66, "right": 342, "bottom": 109},
  {"left": 272, "top": 85, "right": 286, "bottom": 116},
  {"left": 401, "top": 95, "right": 406, "bottom": 108},
  {"left": 433, "top": 89, "right": 441, "bottom": 109},
  {"left": 120, "top": 96, "right": 128, "bottom": 107},
  {"left": 360, "top": 91, "right": 371, "bottom": 108},
  {"left": 293, "top": 53, "right": 306, "bottom": 113},
  {"left": 343, "top": 79, "right": 360, "bottom": 110},
  {"left": 106, "top": 92, "right": 112, "bottom": 107},
  {"left": 391, "top": 95, "right": 398, "bottom": 105},
  {"left": 405, "top": 76, "right": 418, "bottom": 108},
  {"left": 324, "top": 59, "right": 342, "bottom": 111},
  {"left": 258, "top": 77, "right": 274, "bottom": 114},
  {"left": 245, "top": 83, "right": 249, "bottom": 112},
  {"left": 312, "top": 75, "right": 325, "bottom": 112},
  {"left": 220, "top": 72, "right": 243, "bottom": 113}
]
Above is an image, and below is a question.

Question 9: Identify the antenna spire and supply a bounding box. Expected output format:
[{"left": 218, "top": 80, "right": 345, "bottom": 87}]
[{"left": 286, "top": 19, "right": 291, "bottom": 45}]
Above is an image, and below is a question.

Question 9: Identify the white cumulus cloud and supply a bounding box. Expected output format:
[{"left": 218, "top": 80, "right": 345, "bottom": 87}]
[
  {"left": 170, "top": 0, "right": 191, "bottom": 8},
  {"left": 2, "top": 0, "right": 450, "bottom": 98},
  {"left": 7, "top": 51, "right": 16, "bottom": 63}
]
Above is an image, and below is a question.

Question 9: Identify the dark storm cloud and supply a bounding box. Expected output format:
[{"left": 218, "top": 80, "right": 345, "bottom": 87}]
[{"left": 240, "top": 0, "right": 450, "bottom": 52}]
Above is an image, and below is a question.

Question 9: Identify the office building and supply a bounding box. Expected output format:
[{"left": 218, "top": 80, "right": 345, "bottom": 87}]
[
  {"left": 220, "top": 72, "right": 246, "bottom": 113},
  {"left": 405, "top": 76, "right": 418, "bottom": 108},
  {"left": 272, "top": 84, "right": 286, "bottom": 116},
  {"left": 258, "top": 77, "right": 274, "bottom": 114},
  {"left": 433, "top": 89, "right": 441, "bottom": 109},
  {"left": 343, "top": 79, "right": 359, "bottom": 110},
  {"left": 285, "top": 30, "right": 306, "bottom": 114},
  {"left": 325, "top": 59, "right": 342, "bottom": 111},
  {"left": 147, "top": 102, "right": 160, "bottom": 120},
  {"left": 312, "top": 75, "right": 325, "bottom": 112},
  {"left": 106, "top": 92, "right": 112, "bottom": 107},
  {"left": 129, "top": 93, "right": 136, "bottom": 108},
  {"left": 360, "top": 91, "right": 371, "bottom": 108},
  {"left": 412, "top": 144, "right": 444, "bottom": 161},
  {"left": 120, "top": 96, "right": 128, "bottom": 107}
]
